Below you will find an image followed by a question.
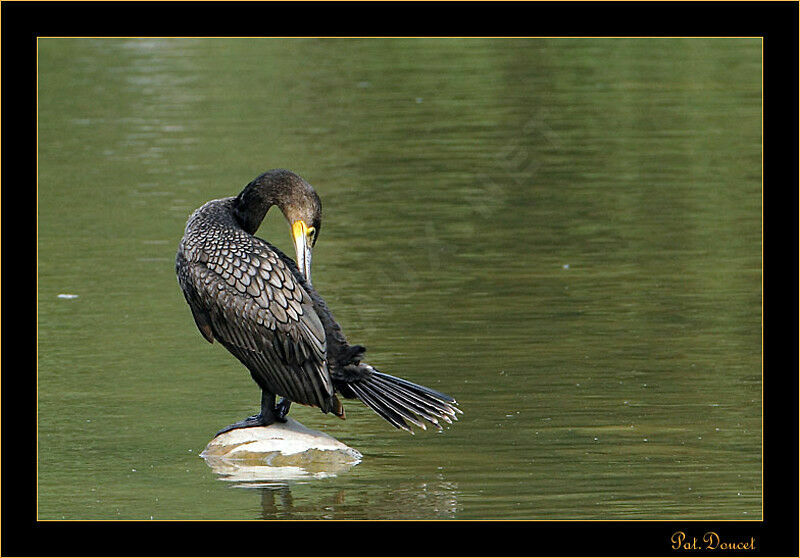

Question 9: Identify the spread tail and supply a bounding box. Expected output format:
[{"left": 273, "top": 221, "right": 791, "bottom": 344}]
[{"left": 335, "top": 363, "right": 462, "bottom": 433}]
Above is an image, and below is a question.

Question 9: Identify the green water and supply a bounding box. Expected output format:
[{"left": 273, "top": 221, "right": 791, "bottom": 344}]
[{"left": 37, "top": 38, "right": 761, "bottom": 520}]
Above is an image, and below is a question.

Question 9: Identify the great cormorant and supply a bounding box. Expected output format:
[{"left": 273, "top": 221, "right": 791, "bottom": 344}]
[{"left": 176, "top": 169, "right": 461, "bottom": 435}]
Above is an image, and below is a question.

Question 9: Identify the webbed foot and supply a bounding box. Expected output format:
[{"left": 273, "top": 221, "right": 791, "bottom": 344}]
[{"left": 215, "top": 412, "right": 276, "bottom": 437}]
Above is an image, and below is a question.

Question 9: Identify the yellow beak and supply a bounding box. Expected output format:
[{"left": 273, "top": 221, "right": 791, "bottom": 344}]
[{"left": 291, "top": 220, "right": 313, "bottom": 284}]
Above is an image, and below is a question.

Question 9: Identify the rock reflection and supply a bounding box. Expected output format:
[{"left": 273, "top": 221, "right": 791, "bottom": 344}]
[
  {"left": 255, "top": 474, "right": 460, "bottom": 520},
  {"left": 203, "top": 450, "right": 361, "bottom": 487}
]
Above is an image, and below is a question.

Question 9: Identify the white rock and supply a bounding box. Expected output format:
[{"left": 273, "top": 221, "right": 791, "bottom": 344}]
[{"left": 200, "top": 418, "right": 362, "bottom": 485}]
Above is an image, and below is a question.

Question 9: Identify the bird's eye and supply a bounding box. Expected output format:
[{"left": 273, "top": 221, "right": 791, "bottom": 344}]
[{"left": 307, "top": 226, "right": 317, "bottom": 245}]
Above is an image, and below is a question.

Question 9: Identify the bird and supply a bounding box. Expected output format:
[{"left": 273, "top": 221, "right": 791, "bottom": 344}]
[{"left": 176, "top": 169, "right": 461, "bottom": 436}]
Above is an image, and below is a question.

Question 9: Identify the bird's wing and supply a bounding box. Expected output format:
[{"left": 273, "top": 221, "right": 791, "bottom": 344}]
[{"left": 177, "top": 234, "right": 335, "bottom": 411}]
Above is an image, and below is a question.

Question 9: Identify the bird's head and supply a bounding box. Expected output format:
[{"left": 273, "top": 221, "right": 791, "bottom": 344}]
[{"left": 234, "top": 169, "right": 321, "bottom": 284}]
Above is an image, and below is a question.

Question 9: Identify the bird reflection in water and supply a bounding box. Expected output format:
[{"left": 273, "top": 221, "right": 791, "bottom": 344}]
[{"left": 254, "top": 475, "right": 460, "bottom": 520}]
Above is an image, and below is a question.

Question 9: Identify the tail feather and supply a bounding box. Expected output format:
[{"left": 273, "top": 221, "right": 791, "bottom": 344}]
[
  {"left": 371, "top": 373, "right": 460, "bottom": 421},
  {"left": 364, "top": 385, "right": 432, "bottom": 434},
  {"left": 358, "top": 383, "right": 429, "bottom": 432},
  {"left": 370, "top": 374, "right": 448, "bottom": 426},
  {"left": 347, "top": 382, "right": 414, "bottom": 433},
  {"left": 374, "top": 372, "right": 459, "bottom": 407},
  {"left": 336, "top": 364, "right": 462, "bottom": 433}
]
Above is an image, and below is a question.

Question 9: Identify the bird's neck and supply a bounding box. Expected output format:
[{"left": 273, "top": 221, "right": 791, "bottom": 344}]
[{"left": 232, "top": 187, "right": 276, "bottom": 235}]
